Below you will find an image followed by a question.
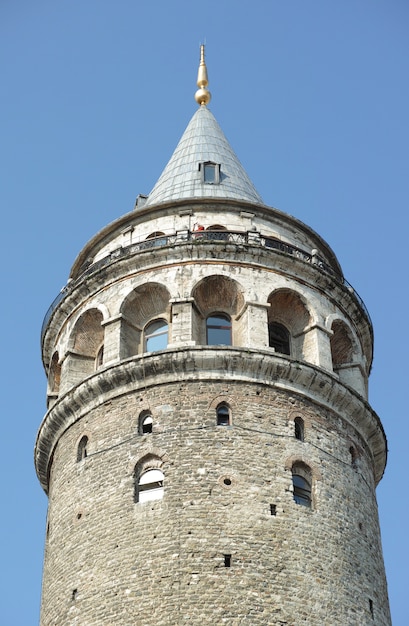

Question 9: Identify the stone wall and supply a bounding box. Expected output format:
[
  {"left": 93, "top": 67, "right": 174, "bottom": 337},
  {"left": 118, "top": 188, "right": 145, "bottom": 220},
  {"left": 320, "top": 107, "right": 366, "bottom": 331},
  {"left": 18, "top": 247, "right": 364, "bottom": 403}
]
[{"left": 40, "top": 379, "right": 390, "bottom": 625}]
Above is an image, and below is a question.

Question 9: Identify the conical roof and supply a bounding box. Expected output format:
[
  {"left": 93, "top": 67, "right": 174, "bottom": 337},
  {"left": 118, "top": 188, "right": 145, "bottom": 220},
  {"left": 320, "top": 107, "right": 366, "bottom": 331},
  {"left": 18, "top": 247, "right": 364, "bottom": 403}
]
[{"left": 144, "top": 105, "right": 263, "bottom": 207}]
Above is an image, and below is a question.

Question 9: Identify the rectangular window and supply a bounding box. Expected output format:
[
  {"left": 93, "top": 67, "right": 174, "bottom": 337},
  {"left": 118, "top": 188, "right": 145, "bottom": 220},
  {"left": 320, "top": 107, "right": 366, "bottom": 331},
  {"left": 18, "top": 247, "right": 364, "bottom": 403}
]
[
  {"left": 204, "top": 164, "right": 216, "bottom": 183},
  {"left": 200, "top": 162, "right": 220, "bottom": 184}
]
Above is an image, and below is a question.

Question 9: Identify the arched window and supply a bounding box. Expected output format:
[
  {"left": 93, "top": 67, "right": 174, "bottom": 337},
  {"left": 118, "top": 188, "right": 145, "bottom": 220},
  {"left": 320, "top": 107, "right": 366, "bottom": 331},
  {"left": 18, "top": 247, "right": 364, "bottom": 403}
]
[
  {"left": 137, "top": 469, "right": 164, "bottom": 503},
  {"left": 205, "top": 225, "right": 228, "bottom": 241},
  {"left": 144, "top": 319, "right": 168, "bottom": 352},
  {"left": 294, "top": 417, "right": 304, "bottom": 441},
  {"left": 216, "top": 403, "right": 231, "bottom": 426},
  {"left": 145, "top": 231, "right": 167, "bottom": 246},
  {"left": 268, "top": 322, "right": 290, "bottom": 355},
  {"left": 206, "top": 314, "right": 232, "bottom": 346},
  {"left": 77, "top": 436, "right": 88, "bottom": 463},
  {"left": 292, "top": 463, "right": 312, "bottom": 508},
  {"left": 139, "top": 412, "right": 153, "bottom": 434}
]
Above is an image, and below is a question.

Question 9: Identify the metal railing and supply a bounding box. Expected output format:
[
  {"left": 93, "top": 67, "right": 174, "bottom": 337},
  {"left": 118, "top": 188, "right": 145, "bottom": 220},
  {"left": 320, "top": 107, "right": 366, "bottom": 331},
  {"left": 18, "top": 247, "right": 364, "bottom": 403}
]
[{"left": 41, "top": 230, "right": 371, "bottom": 344}]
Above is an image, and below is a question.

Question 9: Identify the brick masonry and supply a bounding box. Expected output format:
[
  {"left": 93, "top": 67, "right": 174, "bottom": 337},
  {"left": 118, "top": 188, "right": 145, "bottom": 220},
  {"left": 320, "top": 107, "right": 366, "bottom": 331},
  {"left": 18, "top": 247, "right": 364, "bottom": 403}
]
[{"left": 40, "top": 380, "right": 390, "bottom": 625}]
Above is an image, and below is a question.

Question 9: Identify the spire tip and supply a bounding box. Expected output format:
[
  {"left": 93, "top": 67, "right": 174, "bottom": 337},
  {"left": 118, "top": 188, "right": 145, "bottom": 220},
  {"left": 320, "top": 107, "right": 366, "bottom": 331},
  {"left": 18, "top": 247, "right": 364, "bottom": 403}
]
[{"left": 195, "top": 44, "right": 211, "bottom": 106}]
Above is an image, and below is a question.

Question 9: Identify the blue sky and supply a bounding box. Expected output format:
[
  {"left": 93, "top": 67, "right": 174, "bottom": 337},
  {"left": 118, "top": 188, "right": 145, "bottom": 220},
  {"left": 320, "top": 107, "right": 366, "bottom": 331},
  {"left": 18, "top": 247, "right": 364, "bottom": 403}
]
[{"left": 1, "top": 1, "right": 408, "bottom": 624}]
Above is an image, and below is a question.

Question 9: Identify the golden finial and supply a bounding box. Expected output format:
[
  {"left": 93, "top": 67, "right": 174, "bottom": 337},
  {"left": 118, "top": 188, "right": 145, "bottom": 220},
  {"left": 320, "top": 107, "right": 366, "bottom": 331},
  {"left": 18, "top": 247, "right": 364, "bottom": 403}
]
[{"left": 195, "top": 44, "right": 211, "bottom": 106}]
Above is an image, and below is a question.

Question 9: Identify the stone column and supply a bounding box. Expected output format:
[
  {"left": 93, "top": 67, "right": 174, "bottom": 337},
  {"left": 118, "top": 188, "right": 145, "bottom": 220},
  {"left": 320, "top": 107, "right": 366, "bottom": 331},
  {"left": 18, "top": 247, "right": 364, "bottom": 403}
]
[
  {"left": 102, "top": 315, "right": 123, "bottom": 364},
  {"left": 240, "top": 301, "right": 270, "bottom": 348},
  {"left": 298, "top": 323, "right": 333, "bottom": 371},
  {"left": 169, "top": 298, "right": 196, "bottom": 347}
]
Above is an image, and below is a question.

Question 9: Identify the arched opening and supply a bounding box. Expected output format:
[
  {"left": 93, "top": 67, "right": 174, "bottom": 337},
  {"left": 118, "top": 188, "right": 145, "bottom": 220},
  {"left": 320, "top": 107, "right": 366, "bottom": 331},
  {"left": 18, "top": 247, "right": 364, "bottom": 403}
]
[
  {"left": 292, "top": 462, "right": 312, "bottom": 508},
  {"left": 134, "top": 455, "right": 165, "bottom": 503},
  {"left": 77, "top": 436, "right": 88, "bottom": 463},
  {"left": 120, "top": 283, "right": 171, "bottom": 358},
  {"left": 267, "top": 290, "right": 311, "bottom": 360},
  {"left": 139, "top": 411, "right": 153, "bottom": 435},
  {"left": 71, "top": 309, "right": 104, "bottom": 356},
  {"left": 64, "top": 308, "right": 104, "bottom": 389},
  {"left": 330, "top": 319, "right": 354, "bottom": 367},
  {"left": 216, "top": 403, "right": 231, "bottom": 426},
  {"left": 192, "top": 275, "right": 244, "bottom": 346},
  {"left": 329, "top": 319, "right": 366, "bottom": 395}
]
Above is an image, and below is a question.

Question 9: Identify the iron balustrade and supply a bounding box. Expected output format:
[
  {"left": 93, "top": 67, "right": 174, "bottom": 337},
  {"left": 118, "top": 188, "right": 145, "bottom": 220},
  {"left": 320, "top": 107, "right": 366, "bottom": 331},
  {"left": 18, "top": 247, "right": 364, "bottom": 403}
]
[{"left": 41, "top": 229, "right": 372, "bottom": 345}]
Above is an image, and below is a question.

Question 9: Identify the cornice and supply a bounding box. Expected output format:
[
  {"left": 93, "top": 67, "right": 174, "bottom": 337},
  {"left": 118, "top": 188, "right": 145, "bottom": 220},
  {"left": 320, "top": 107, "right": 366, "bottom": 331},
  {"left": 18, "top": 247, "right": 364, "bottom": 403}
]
[{"left": 35, "top": 347, "right": 387, "bottom": 493}]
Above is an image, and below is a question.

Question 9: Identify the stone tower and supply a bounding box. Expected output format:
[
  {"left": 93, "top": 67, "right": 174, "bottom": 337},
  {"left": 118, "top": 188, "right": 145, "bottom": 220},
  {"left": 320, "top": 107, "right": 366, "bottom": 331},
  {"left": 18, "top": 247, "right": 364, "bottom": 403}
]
[{"left": 36, "top": 48, "right": 391, "bottom": 625}]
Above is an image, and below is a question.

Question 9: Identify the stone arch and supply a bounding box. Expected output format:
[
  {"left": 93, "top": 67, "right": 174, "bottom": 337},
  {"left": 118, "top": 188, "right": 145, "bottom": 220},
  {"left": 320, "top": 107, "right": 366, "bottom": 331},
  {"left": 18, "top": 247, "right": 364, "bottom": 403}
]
[
  {"left": 63, "top": 308, "right": 105, "bottom": 390},
  {"left": 191, "top": 275, "right": 245, "bottom": 345},
  {"left": 76, "top": 435, "right": 89, "bottom": 462},
  {"left": 285, "top": 455, "right": 321, "bottom": 480},
  {"left": 133, "top": 453, "right": 165, "bottom": 504},
  {"left": 120, "top": 283, "right": 171, "bottom": 358},
  {"left": 330, "top": 319, "right": 356, "bottom": 366},
  {"left": 208, "top": 394, "right": 239, "bottom": 412},
  {"left": 138, "top": 409, "right": 153, "bottom": 435},
  {"left": 329, "top": 317, "right": 366, "bottom": 395},
  {"left": 69, "top": 308, "right": 104, "bottom": 357},
  {"left": 267, "top": 289, "right": 311, "bottom": 361}
]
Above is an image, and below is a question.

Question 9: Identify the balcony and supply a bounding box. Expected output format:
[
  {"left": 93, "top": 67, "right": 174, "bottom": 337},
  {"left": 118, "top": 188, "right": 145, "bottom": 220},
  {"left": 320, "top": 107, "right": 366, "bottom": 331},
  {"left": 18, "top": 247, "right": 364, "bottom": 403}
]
[{"left": 41, "top": 229, "right": 371, "bottom": 345}]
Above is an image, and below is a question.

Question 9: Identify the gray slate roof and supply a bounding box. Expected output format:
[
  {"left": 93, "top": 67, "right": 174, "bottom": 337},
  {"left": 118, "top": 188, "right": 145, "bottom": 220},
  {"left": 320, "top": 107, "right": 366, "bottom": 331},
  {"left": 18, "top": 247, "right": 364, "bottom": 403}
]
[{"left": 144, "top": 106, "right": 263, "bottom": 207}]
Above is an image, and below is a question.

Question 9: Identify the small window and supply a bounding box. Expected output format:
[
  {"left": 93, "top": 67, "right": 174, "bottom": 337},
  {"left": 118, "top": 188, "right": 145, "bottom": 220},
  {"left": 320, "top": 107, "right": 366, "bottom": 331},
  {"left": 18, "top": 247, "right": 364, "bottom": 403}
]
[
  {"left": 294, "top": 417, "right": 304, "bottom": 441},
  {"left": 292, "top": 466, "right": 312, "bottom": 508},
  {"left": 216, "top": 404, "right": 231, "bottom": 426},
  {"left": 200, "top": 161, "right": 220, "bottom": 184},
  {"left": 268, "top": 322, "right": 290, "bottom": 355},
  {"left": 140, "top": 414, "right": 153, "bottom": 434},
  {"left": 138, "top": 469, "right": 164, "bottom": 503},
  {"left": 204, "top": 164, "right": 216, "bottom": 183},
  {"left": 145, "top": 319, "right": 168, "bottom": 352},
  {"left": 207, "top": 314, "right": 232, "bottom": 346},
  {"left": 349, "top": 446, "right": 358, "bottom": 469},
  {"left": 224, "top": 554, "right": 231, "bottom": 567},
  {"left": 77, "top": 436, "right": 88, "bottom": 463}
]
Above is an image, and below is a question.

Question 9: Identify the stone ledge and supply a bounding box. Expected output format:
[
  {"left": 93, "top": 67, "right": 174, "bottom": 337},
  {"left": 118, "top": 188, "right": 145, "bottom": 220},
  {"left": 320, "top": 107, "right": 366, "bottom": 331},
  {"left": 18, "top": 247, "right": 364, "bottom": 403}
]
[{"left": 35, "top": 347, "right": 387, "bottom": 493}]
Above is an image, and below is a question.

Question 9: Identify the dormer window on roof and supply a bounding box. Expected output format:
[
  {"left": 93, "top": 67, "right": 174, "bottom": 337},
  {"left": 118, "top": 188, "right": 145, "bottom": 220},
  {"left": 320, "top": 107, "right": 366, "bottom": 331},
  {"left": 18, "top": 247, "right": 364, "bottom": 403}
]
[{"left": 200, "top": 161, "right": 220, "bottom": 185}]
